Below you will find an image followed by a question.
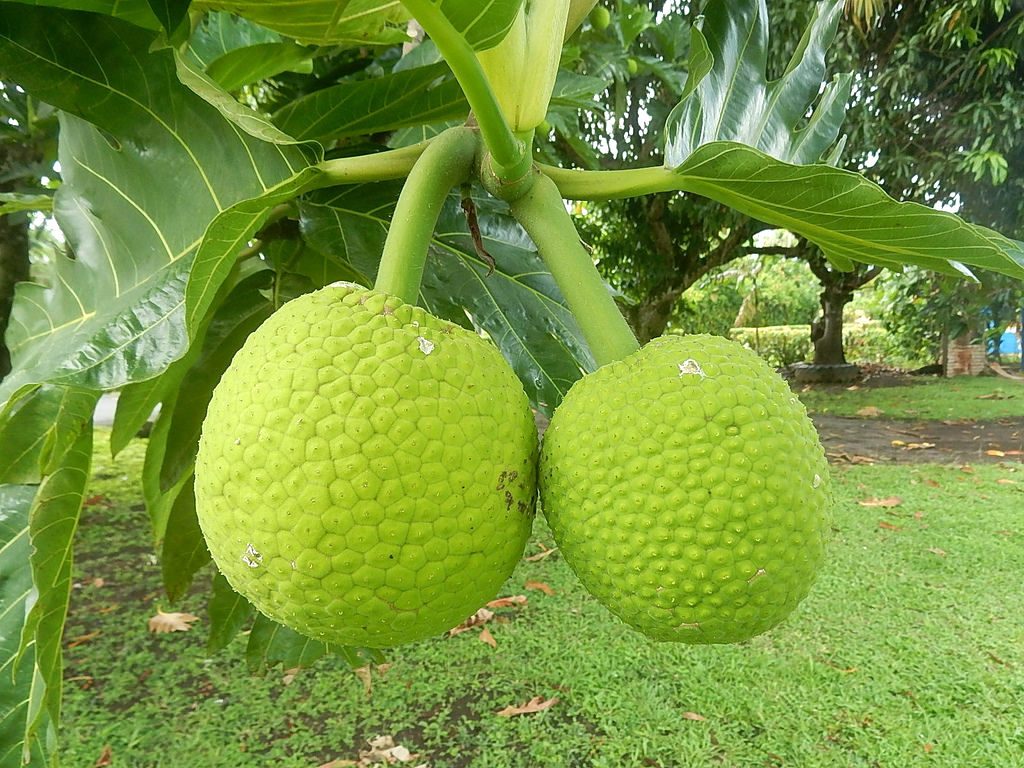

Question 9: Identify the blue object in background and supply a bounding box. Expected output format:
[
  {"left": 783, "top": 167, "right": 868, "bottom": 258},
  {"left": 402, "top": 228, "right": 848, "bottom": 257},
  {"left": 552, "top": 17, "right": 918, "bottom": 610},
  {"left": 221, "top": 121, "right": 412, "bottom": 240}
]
[{"left": 998, "top": 329, "right": 1020, "bottom": 355}]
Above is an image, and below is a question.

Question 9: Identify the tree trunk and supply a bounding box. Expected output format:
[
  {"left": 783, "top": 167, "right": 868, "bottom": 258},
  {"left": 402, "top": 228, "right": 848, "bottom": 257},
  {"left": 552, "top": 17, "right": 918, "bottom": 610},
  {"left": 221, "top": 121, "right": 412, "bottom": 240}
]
[
  {"left": 624, "top": 286, "right": 683, "bottom": 344},
  {"left": 810, "top": 284, "right": 850, "bottom": 365},
  {"left": 0, "top": 212, "right": 31, "bottom": 381}
]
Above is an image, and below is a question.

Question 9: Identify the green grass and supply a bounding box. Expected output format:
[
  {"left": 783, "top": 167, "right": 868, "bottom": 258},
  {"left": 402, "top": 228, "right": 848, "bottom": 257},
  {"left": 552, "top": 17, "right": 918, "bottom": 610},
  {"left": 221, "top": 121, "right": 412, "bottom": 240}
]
[
  {"left": 796, "top": 376, "right": 1024, "bottom": 420},
  {"left": 62, "top": 431, "right": 1024, "bottom": 767}
]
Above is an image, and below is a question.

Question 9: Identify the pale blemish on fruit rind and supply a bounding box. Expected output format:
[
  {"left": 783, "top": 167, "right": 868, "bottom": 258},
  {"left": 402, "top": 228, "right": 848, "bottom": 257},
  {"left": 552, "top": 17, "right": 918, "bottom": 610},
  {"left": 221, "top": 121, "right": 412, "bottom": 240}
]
[{"left": 677, "top": 358, "right": 707, "bottom": 378}]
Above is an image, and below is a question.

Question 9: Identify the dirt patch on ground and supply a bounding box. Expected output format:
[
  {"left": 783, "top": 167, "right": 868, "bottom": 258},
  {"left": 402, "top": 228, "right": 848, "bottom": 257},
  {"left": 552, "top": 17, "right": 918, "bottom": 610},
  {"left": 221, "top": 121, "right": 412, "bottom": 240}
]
[{"left": 813, "top": 414, "right": 1024, "bottom": 465}]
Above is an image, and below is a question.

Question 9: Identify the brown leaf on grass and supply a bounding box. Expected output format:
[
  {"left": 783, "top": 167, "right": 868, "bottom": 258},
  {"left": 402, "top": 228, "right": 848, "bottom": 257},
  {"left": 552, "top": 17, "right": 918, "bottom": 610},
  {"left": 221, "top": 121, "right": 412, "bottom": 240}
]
[
  {"left": 94, "top": 745, "right": 113, "bottom": 767},
  {"left": 360, "top": 735, "right": 422, "bottom": 765},
  {"left": 856, "top": 406, "right": 884, "bottom": 417},
  {"left": 354, "top": 664, "right": 390, "bottom": 696},
  {"left": 524, "top": 580, "right": 555, "bottom": 596},
  {"left": 878, "top": 521, "right": 903, "bottom": 531},
  {"left": 281, "top": 667, "right": 300, "bottom": 685},
  {"left": 923, "top": 478, "right": 942, "bottom": 488},
  {"left": 996, "top": 478, "right": 1018, "bottom": 485},
  {"left": 449, "top": 608, "right": 495, "bottom": 636},
  {"left": 524, "top": 543, "right": 558, "bottom": 562},
  {"left": 83, "top": 494, "right": 112, "bottom": 508},
  {"left": 496, "top": 696, "right": 559, "bottom": 717},
  {"left": 826, "top": 451, "right": 877, "bottom": 465},
  {"left": 486, "top": 595, "right": 528, "bottom": 609},
  {"left": 681, "top": 711, "right": 707, "bottom": 721},
  {"left": 859, "top": 496, "right": 903, "bottom": 508},
  {"left": 317, "top": 761, "right": 357, "bottom": 768},
  {"left": 927, "top": 547, "right": 947, "bottom": 557},
  {"left": 67, "top": 630, "right": 102, "bottom": 649},
  {"left": 905, "top": 442, "right": 936, "bottom": 450},
  {"left": 976, "top": 392, "right": 1011, "bottom": 400},
  {"left": 986, "top": 450, "right": 1007, "bottom": 457},
  {"left": 961, "top": 465, "right": 975, "bottom": 473},
  {"left": 147, "top": 609, "right": 199, "bottom": 633},
  {"left": 479, "top": 626, "right": 497, "bottom": 648},
  {"left": 923, "top": 743, "right": 935, "bottom": 754}
]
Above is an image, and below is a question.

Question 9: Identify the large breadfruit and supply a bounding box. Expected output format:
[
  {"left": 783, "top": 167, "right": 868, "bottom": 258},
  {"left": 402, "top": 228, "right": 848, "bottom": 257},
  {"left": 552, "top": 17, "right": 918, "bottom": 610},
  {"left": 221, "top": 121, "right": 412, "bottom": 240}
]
[
  {"left": 195, "top": 284, "right": 537, "bottom": 648},
  {"left": 540, "top": 334, "right": 831, "bottom": 644}
]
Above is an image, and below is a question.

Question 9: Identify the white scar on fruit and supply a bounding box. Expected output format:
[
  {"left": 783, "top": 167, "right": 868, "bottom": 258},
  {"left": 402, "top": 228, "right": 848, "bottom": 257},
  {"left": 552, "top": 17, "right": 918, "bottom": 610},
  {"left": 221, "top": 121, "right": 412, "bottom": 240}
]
[
  {"left": 417, "top": 337, "right": 435, "bottom": 355},
  {"left": 242, "top": 543, "right": 263, "bottom": 568},
  {"left": 747, "top": 567, "right": 768, "bottom": 584},
  {"left": 678, "top": 359, "right": 707, "bottom": 378}
]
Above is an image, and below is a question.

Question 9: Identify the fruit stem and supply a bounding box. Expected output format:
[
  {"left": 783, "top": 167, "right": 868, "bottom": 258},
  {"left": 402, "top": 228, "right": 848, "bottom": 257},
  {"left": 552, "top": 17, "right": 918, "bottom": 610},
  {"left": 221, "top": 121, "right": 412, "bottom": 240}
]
[
  {"left": 314, "top": 141, "right": 431, "bottom": 187},
  {"left": 374, "top": 126, "right": 479, "bottom": 304},
  {"left": 401, "top": 0, "right": 532, "bottom": 185},
  {"left": 537, "top": 162, "right": 679, "bottom": 200},
  {"left": 509, "top": 171, "right": 639, "bottom": 367}
]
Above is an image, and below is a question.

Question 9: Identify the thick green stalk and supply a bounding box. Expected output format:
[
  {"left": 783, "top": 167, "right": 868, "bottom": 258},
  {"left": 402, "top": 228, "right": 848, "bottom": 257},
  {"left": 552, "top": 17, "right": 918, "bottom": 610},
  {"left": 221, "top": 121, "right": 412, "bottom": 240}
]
[
  {"left": 313, "top": 141, "right": 430, "bottom": 187},
  {"left": 374, "top": 127, "right": 479, "bottom": 304},
  {"left": 537, "top": 163, "right": 679, "bottom": 200},
  {"left": 510, "top": 172, "right": 639, "bottom": 367},
  {"left": 401, "top": 0, "right": 531, "bottom": 183}
]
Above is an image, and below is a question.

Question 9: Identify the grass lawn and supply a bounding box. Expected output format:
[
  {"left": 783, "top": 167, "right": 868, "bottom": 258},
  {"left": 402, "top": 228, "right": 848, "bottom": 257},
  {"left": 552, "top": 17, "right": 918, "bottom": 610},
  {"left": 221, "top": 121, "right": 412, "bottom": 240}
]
[
  {"left": 61, "top": 431, "right": 1024, "bottom": 767},
  {"left": 796, "top": 376, "right": 1024, "bottom": 421}
]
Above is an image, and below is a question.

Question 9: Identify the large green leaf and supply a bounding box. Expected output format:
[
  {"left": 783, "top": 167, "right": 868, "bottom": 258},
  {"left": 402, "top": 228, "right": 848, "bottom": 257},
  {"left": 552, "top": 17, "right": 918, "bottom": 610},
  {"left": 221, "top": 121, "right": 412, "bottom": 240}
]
[
  {"left": 195, "top": 0, "right": 408, "bottom": 45},
  {"left": 672, "top": 142, "right": 1024, "bottom": 279},
  {"left": 273, "top": 61, "right": 468, "bottom": 141},
  {"left": 299, "top": 184, "right": 594, "bottom": 413},
  {"left": 666, "top": 0, "right": 849, "bottom": 167},
  {"left": 18, "top": 422, "right": 93, "bottom": 759},
  {"left": 431, "top": 0, "right": 525, "bottom": 51},
  {"left": 0, "top": 7, "right": 316, "bottom": 407},
  {"left": 0, "top": 387, "right": 95, "bottom": 768},
  {"left": 187, "top": 12, "right": 316, "bottom": 91},
  {"left": 11, "top": 0, "right": 159, "bottom": 28},
  {"left": 0, "top": 486, "right": 43, "bottom": 768}
]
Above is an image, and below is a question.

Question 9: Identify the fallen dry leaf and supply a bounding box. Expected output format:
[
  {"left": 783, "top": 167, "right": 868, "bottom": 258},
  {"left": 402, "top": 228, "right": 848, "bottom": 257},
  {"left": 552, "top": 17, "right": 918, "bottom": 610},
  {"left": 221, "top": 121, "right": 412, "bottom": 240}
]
[
  {"left": 94, "top": 744, "right": 113, "bottom": 767},
  {"left": 986, "top": 450, "right": 1006, "bottom": 457},
  {"left": 83, "top": 494, "right": 112, "bottom": 508},
  {"left": 147, "top": 609, "right": 199, "bottom": 634},
  {"left": 996, "top": 478, "right": 1018, "bottom": 485},
  {"left": 859, "top": 496, "right": 903, "bottom": 508},
  {"left": 904, "top": 442, "right": 936, "bottom": 450},
  {"left": 923, "top": 478, "right": 942, "bottom": 488},
  {"left": 891, "top": 439, "right": 907, "bottom": 447},
  {"left": 524, "top": 580, "right": 555, "bottom": 596},
  {"left": 317, "top": 761, "right": 357, "bottom": 768},
  {"left": 479, "top": 626, "right": 497, "bottom": 648},
  {"left": 360, "top": 735, "right": 419, "bottom": 764},
  {"left": 67, "top": 630, "right": 102, "bottom": 649},
  {"left": 976, "top": 392, "right": 1011, "bottom": 400},
  {"left": 354, "top": 665, "right": 373, "bottom": 695},
  {"left": 281, "top": 667, "right": 300, "bottom": 686},
  {"left": 923, "top": 743, "right": 934, "bottom": 754},
  {"left": 856, "top": 406, "right": 884, "bottom": 417},
  {"left": 496, "top": 696, "right": 559, "bottom": 717},
  {"left": 681, "top": 711, "right": 707, "bottom": 721},
  {"left": 524, "top": 543, "right": 558, "bottom": 562},
  {"left": 449, "top": 608, "right": 495, "bottom": 636},
  {"left": 927, "top": 547, "right": 947, "bottom": 557},
  {"left": 486, "top": 595, "right": 528, "bottom": 609},
  {"left": 878, "top": 521, "right": 903, "bottom": 531}
]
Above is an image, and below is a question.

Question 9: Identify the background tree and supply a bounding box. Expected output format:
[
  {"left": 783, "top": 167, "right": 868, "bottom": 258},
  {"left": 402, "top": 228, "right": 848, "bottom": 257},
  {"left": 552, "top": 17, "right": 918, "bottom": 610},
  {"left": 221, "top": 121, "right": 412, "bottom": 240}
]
[
  {"left": 0, "top": 83, "right": 56, "bottom": 379},
  {"left": 789, "top": 0, "right": 1024, "bottom": 365}
]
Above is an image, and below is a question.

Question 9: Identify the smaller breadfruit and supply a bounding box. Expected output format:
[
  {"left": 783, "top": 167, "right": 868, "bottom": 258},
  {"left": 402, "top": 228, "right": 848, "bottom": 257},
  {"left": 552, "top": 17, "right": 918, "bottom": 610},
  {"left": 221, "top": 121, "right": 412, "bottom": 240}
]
[
  {"left": 540, "top": 334, "right": 831, "bottom": 644},
  {"left": 195, "top": 283, "right": 538, "bottom": 648}
]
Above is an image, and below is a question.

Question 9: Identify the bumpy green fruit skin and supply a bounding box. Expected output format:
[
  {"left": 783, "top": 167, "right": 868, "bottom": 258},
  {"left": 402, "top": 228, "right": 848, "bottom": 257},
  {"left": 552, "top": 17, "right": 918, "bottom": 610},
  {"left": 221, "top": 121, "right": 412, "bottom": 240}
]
[
  {"left": 196, "top": 284, "right": 537, "bottom": 648},
  {"left": 540, "top": 334, "right": 831, "bottom": 644}
]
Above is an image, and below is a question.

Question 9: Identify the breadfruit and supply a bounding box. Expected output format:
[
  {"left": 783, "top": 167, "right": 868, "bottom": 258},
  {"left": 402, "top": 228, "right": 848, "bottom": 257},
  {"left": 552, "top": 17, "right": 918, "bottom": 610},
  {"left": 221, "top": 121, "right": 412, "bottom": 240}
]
[
  {"left": 195, "top": 283, "right": 537, "bottom": 648},
  {"left": 540, "top": 334, "right": 831, "bottom": 644}
]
